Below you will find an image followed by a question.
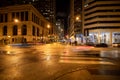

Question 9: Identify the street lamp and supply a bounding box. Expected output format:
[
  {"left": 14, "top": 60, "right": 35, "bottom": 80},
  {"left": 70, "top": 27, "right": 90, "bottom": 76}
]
[
  {"left": 8, "top": 36, "right": 11, "bottom": 44},
  {"left": 14, "top": 19, "right": 20, "bottom": 35},
  {"left": 74, "top": 15, "right": 81, "bottom": 45},
  {"left": 13, "top": 19, "right": 22, "bottom": 43},
  {"left": 75, "top": 16, "right": 81, "bottom": 22},
  {"left": 47, "top": 24, "right": 51, "bottom": 42},
  {"left": 47, "top": 24, "right": 50, "bottom": 34},
  {"left": 14, "top": 19, "right": 19, "bottom": 23},
  {"left": 42, "top": 24, "right": 51, "bottom": 43},
  {"left": 8, "top": 36, "right": 11, "bottom": 38},
  {"left": 47, "top": 24, "right": 50, "bottom": 29},
  {"left": 76, "top": 16, "right": 80, "bottom": 21}
]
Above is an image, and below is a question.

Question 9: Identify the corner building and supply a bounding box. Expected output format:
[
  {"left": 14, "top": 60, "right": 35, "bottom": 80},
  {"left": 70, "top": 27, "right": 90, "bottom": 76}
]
[
  {"left": 0, "top": 0, "right": 56, "bottom": 35},
  {"left": 0, "top": 4, "right": 50, "bottom": 44},
  {"left": 84, "top": 0, "right": 120, "bottom": 45}
]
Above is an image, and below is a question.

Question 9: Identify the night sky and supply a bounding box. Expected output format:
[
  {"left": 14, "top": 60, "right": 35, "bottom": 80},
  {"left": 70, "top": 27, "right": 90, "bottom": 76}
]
[
  {"left": 0, "top": 0, "right": 70, "bottom": 18},
  {"left": 56, "top": 0, "right": 70, "bottom": 34},
  {"left": 56, "top": 0, "right": 70, "bottom": 12},
  {"left": 56, "top": 0, "right": 70, "bottom": 18}
]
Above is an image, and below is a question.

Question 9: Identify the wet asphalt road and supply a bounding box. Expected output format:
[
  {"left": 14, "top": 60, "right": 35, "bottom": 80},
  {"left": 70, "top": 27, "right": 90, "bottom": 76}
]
[{"left": 0, "top": 43, "right": 120, "bottom": 80}]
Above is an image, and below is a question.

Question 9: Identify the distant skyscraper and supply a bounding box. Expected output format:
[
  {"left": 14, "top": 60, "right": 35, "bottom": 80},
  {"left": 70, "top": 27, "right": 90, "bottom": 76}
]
[
  {"left": 33, "top": 0, "right": 56, "bottom": 24},
  {"left": 56, "top": 19, "right": 65, "bottom": 39},
  {"left": 74, "top": 0, "right": 82, "bottom": 34}
]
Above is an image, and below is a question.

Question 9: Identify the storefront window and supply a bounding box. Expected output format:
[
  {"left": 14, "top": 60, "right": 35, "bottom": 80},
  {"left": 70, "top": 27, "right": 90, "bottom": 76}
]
[
  {"left": 112, "top": 32, "right": 120, "bottom": 43},
  {"left": 89, "top": 32, "right": 98, "bottom": 44},
  {"left": 100, "top": 32, "right": 110, "bottom": 44}
]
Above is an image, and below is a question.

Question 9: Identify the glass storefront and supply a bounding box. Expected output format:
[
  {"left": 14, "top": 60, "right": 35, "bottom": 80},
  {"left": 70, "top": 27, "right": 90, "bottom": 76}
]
[
  {"left": 88, "top": 30, "right": 120, "bottom": 45},
  {"left": 100, "top": 32, "right": 110, "bottom": 44},
  {"left": 112, "top": 32, "right": 120, "bottom": 43},
  {"left": 88, "top": 32, "right": 110, "bottom": 44},
  {"left": 89, "top": 32, "right": 98, "bottom": 44},
  {"left": 75, "top": 34, "right": 83, "bottom": 44}
]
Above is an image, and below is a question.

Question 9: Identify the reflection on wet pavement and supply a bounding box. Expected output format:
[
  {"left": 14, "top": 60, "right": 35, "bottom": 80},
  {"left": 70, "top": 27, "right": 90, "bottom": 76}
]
[
  {"left": 100, "top": 50, "right": 120, "bottom": 59},
  {"left": 0, "top": 44, "right": 120, "bottom": 80},
  {"left": 88, "top": 69, "right": 120, "bottom": 76}
]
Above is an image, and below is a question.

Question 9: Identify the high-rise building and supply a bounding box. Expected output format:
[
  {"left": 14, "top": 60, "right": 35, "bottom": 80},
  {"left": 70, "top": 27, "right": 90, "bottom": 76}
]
[
  {"left": 56, "top": 19, "right": 64, "bottom": 40},
  {"left": 83, "top": 0, "right": 120, "bottom": 45},
  {"left": 33, "top": 0, "right": 56, "bottom": 34},
  {"left": 34, "top": 0, "right": 56, "bottom": 24},
  {"left": 68, "top": 0, "right": 82, "bottom": 44}
]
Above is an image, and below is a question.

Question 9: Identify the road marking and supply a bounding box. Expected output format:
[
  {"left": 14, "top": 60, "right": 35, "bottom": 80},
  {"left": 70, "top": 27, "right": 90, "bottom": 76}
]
[
  {"left": 60, "top": 56, "right": 103, "bottom": 60},
  {"left": 59, "top": 56, "right": 115, "bottom": 65}
]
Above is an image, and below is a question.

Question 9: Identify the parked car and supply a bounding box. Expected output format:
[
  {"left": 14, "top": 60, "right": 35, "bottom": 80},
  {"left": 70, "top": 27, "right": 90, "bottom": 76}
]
[
  {"left": 95, "top": 43, "right": 108, "bottom": 47},
  {"left": 112, "top": 43, "right": 120, "bottom": 47},
  {"left": 86, "top": 42, "right": 94, "bottom": 46}
]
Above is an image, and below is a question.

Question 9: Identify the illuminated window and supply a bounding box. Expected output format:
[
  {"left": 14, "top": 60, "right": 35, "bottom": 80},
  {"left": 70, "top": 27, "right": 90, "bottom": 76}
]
[
  {"left": 100, "top": 32, "right": 110, "bottom": 44},
  {"left": 112, "top": 32, "right": 120, "bottom": 43}
]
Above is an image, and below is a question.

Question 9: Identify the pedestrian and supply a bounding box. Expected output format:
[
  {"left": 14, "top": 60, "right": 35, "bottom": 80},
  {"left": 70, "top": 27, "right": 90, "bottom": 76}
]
[{"left": 74, "top": 41, "right": 77, "bottom": 46}]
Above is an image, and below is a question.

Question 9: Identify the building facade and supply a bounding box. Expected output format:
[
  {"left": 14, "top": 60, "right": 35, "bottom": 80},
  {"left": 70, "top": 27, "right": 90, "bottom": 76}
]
[
  {"left": 0, "top": 4, "right": 50, "bottom": 44},
  {"left": 0, "top": 0, "right": 56, "bottom": 35},
  {"left": 69, "top": 0, "right": 82, "bottom": 44},
  {"left": 56, "top": 19, "right": 64, "bottom": 40},
  {"left": 83, "top": 0, "right": 120, "bottom": 45},
  {"left": 0, "top": 0, "right": 56, "bottom": 24}
]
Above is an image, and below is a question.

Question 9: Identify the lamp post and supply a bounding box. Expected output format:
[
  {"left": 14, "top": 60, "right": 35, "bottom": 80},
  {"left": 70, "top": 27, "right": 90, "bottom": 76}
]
[
  {"left": 14, "top": 19, "right": 20, "bottom": 34},
  {"left": 8, "top": 36, "right": 11, "bottom": 44},
  {"left": 47, "top": 24, "right": 51, "bottom": 42},
  {"left": 14, "top": 19, "right": 19, "bottom": 23},
  {"left": 76, "top": 16, "right": 80, "bottom": 21},
  {"left": 74, "top": 15, "right": 81, "bottom": 45},
  {"left": 47, "top": 24, "right": 50, "bottom": 29},
  {"left": 75, "top": 16, "right": 80, "bottom": 37},
  {"left": 14, "top": 19, "right": 21, "bottom": 43},
  {"left": 47, "top": 24, "right": 50, "bottom": 34},
  {"left": 42, "top": 24, "right": 51, "bottom": 43}
]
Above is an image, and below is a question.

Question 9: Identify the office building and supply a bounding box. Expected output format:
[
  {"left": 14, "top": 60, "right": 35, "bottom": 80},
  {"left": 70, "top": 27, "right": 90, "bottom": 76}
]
[
  {"left": 56, "top": 19, "right": 64, "bottom": 40},
  {"left": 69, "top": 0, "right": 82, "bottom": 44},
  {"left": 83, "top": 0, "right": 120, "bottom": 45}
]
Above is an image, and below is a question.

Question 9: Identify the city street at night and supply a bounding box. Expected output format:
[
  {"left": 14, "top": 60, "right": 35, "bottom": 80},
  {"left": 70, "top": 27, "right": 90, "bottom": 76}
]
[
  {"left": 0, "top": 43, "right": 120, "bottom": 80},
  {"left": 0, "top": 0, "right": 120, "bottom": 80}
]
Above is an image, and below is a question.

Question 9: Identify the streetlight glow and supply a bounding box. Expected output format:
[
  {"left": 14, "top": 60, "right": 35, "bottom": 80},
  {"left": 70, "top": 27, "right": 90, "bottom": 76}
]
[
  {"left": 76, "top": 16, "right": 80, "bottom": 21},
  {"left": 47, "top": 24, "right": 50, "bottom": 29},
  {"left": 14, "top": 19, "right": 19, "bottom": 23},
  {"left": 8, "top": 36, "right": 11, "bottom": 38}
]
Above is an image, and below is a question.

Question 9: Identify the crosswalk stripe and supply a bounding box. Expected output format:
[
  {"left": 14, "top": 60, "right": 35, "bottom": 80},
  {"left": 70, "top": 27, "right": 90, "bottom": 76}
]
[
  {"left": 60, "top": 56, "right": 103, "bottom": 60},
  {"left": 59, "top": 56, "right": 115, "bottom": 65}
]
